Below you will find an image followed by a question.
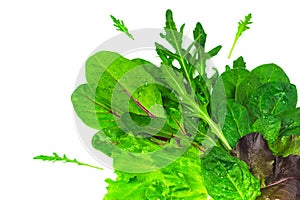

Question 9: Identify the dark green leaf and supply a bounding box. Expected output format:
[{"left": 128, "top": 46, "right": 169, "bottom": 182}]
[
  {"left": 236, "top": 64, "right": 290, "bottom": 105},
  {"left": 216, "top": 100, "right": 251, "bottom": 147},
  {"left": 246, "top": 82, "right": 297, "bottom": 122},
  {"left": 193, "top": 22, "right": 207, "bottom": 48},
  {"left": 278, "top": 107, "right": 300, "bottom": 136},
  {"left": 252, "top": 114, "right": 281, "bottom": 143},
  {"left": 232, "top": 56, "right": 246, "bottom": 69}
]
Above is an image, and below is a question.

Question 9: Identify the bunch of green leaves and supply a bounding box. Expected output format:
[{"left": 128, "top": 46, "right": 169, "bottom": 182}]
[{"left": 36, "top": 9, "right": 300, "bottom": 200}]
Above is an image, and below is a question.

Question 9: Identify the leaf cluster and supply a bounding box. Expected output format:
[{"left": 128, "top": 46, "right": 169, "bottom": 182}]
[{"left": 51, "top": 9, "right": 300, "bottom": 200}]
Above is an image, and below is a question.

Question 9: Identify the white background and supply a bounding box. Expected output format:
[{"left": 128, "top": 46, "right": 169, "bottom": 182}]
[{"left": 1, "top": 0, "right": 300, "bottom": 199}]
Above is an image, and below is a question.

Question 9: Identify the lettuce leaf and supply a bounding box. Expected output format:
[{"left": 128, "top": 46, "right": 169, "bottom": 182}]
[{"left": 104, "top": 147, "right": 210, "bottom": 200}]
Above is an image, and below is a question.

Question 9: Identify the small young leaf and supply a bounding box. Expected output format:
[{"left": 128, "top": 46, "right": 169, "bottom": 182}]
[
  {"left": 228, "top": 14, "right": 252, "bottom": 58},
  {"left": 110, "top": 15, "right": 134, "bottom": 40},
  {"left": 33, "top": 153, "right": 103, "bottom": 170}
]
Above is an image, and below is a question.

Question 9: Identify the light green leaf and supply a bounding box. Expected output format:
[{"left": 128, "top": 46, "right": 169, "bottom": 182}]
[
  {"left": 104, "top": 147, "right": 210, "bottom": 200},
  {"left": 201, "top": 147, "right": 261, "bottom": 200}
]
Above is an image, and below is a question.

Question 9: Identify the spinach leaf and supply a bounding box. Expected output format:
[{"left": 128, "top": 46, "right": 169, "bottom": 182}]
[
  {"left": 201, "top": 147, "right": 261, "bottom": 200},
  {"left": 278, "top": 107, "right": 300, "bottom": 136},
  {"left": 246, "top": 81, "right": 297, "bottom": 122},
  {"left": 216, "top": 100, "right": 251, "bottom": 148},
  {"left": 252, "top": 114, "right": 281, "bottom": 143},
  {"left": 236, "top": 64, "right": 290, "bottom": 105},
  {"left": 258, "top": 155, "right": 300, "bottom": 200},
  {"left": 232, "top": 133, "right": 275, "bottom": 187},
  {"left": 72, "top": 51, "right": 164, "bottom": 130},
  {"left": 211, "top": 57, "right": 249, "bottom": 115}
]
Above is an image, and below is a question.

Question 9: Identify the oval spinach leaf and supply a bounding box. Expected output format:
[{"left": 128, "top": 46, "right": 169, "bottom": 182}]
[
  {"left": 236, "top": 64, "right": 290, "bottom": 105},
  {"left": 246, "top": 82, "right": 297, "bottom": 122},
  {"left": 217, "top": 100, "right": 251, "bottom": 148}
]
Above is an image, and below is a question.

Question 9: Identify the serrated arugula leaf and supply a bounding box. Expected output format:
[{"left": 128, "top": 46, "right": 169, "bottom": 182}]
[
  {"left": 228, "top": 13, "right": 252, "bottom": 58},
  {"left": 33, "top": 153, "right": 103, "bottom": 170},
  {"left": 110, "top": 15, "right": 134, "bottom": 40},
  {"left": 201, "top": 147, "right": 261, "bottom": 200}
]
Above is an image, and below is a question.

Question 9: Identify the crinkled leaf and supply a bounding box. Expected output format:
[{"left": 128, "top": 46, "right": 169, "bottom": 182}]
[
  {"left": 232, "top": 133, "right": 275, "bottom": 187},
  {"left": 246, "top": 82, "right": 297, "bottom": 122},
  {"left": 252, "top": 114, "right": 281, "bottom": 143},
  {"left": 104, "top": 147, "right": 210, "bottom": 200},
  {"left": 201, "top": 147, "right": 261, "bottom": 200},
  {"left": 258, "top": 155, "right": 300, "bottom": 200}
]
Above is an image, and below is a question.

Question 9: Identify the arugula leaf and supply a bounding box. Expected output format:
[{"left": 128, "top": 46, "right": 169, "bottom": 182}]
[
  {"left": 33, "top": 153, "right": 103, "bottom": 170},
  {"left": 110, "top": 15, "right": 134, "bottom": 40},
  {"left": 228, "top": 13, "right": 252, "bottom": 58},
  {"left": 201, "top": 147, "right": 261, "bottom": 200},
  {"left": 104, "top": 147, "right": 210, "bottom": 200}
]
